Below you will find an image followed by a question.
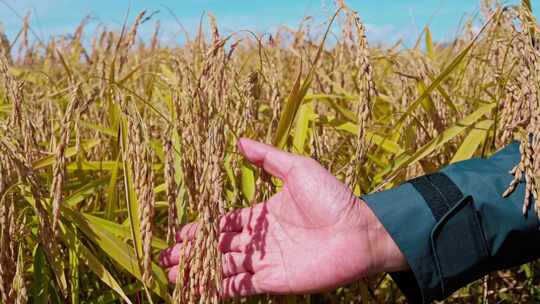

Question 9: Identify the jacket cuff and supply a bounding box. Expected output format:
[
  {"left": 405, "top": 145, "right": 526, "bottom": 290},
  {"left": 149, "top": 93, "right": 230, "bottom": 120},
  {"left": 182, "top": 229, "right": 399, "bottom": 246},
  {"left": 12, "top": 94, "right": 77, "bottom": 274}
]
[
  {"left": 362, "top": 175, "right": 490, "bottom": 303},
  {"left": 363, "top": 182, "right": 438, "bottom": 303}
]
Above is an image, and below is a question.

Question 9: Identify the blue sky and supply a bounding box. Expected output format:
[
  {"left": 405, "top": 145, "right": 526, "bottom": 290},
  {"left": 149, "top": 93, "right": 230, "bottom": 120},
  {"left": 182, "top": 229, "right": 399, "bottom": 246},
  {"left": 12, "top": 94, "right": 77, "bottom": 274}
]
[{"left": 0, "top": 0, "right": 538, "bottom": 46}]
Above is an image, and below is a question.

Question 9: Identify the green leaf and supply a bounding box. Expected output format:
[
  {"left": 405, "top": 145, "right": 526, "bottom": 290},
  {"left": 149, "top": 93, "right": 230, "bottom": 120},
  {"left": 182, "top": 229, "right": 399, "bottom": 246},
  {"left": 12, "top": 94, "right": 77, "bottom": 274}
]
[
  {"left": 425, "top": 26, "right": 434, "bottom": 59},
  {"left": 32, "top": 245, "right": 52, "bottom": 304},
  {"left": 64, "top": 175, "right": 110, "bottom": 208},
  {"left": 292, "top": 101, "right": 314, "bottom": 154},
  {"left": 241, "top": 161, "right": 256, "bottom": 202},
  {"left": 80, "top": 121, "right": 118, "bottom": 137},
  {"left": 417, "top": 80, "right": 443, "bottom": 132},
  {"left": 119, "top": 118, "right": 144, "bottom": 268},
  {"left": 32, "top": 139, "right": 101, "bottom": 169},
  {"left": 62, "top": 206, "right": 170, "bottom": 301},
  {"left": 23, "top": 193, "right": 170, "bottom": 301},
  {"left": 83, "top": 213, "right": 168, "bottom": 250},
  {"left": 450, "top": 120, "right": 493, "bottom": 163},
  {"left": 68, "top": 227, "right": 80, "bottom": 304},
  {"left": 60, "top": 223, "right": 133, "bottom": 304},
  {"left": 89, "top": 283, "right": 140, "bottom": 304},
  {"left": 30, "top": 243, "right": 64, "bottom": 303},
  {"left": 331, "top": 120, "right": 405, "bottom": 155},
  {"left": 394, "top": 14, "right": 498, "bottom": 128},
  {"left": 317, "top": 97, "right": 357, "bottom": 123},
  {"left": 154, "top": 182, "right": 166, "bottom": 194},
  {"left": 106, "top": 155, "right": 121, "bottom": 219},
  {"left": 272, "top": 10, "right": 339, "bottom": 148},
  {"left": 374, "top": 103, "right": 496, "bottom": 184},
  {"left": 434, "top": 84, "right": 460, "bottom": 116},
  {"left": 273, "top": 62, "right": 304, "bottom": 148},
  {"left": 0, "top": 104, "right": 12, "bottom": 113},
  {"left": 304, "top": 93, "right": 356, "bottom": 102}
]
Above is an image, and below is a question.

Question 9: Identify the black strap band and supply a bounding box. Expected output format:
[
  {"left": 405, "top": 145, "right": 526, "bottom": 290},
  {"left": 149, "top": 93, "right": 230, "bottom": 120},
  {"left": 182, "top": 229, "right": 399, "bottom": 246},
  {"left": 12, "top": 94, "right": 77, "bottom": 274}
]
[{"left": 408, "top": 172, "right": 464, "bottom": 221}]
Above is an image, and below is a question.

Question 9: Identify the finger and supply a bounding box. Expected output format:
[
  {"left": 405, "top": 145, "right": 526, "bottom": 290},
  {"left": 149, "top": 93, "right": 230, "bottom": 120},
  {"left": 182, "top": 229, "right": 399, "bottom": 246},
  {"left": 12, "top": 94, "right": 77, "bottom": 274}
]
[
  {"left": 219, "top": 208, "right": 245, "bottom": 232},
  {"left": 219, "top": 232, "right": 247, "bottom": 253},
  {"left": 221, "top": 273, "right": 260, "bottom": 299},
  {"left": 175, "top": 222, "right": 200, "bottom": 242},
  {"left": 159, "top": 242, "right": 193, "bottom": 268},
  {"left": 237, "top": 138, "right": 296, "bottom": 180},
  {"left": 219, "top": 203, "right": 265, "bottom": 233},
  {"left": 166, "top": 265, "right": 191, "bottom": 284},
  {"left": 222, "top": 252, "right": 254, "bottom": 277},
  {"left": 167, "top": 265, "right": 179, "bottom": 283},
  {"left": 159, "top": 243, "right": 182, "bottom": 268}
]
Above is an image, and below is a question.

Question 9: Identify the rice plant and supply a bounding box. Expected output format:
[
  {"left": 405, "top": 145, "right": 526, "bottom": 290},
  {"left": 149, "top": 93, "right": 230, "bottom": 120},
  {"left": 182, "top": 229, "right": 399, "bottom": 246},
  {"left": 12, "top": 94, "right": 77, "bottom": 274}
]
[{"left": 0, "top": 0, "right": 539, "bottom": 303}]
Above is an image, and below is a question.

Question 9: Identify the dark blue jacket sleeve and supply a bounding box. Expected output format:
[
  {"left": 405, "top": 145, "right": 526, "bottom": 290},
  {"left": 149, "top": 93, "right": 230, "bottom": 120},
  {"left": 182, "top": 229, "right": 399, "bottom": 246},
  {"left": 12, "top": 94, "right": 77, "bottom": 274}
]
[{"left": 362, "top": 142, "right": 540, "bottom": 303}]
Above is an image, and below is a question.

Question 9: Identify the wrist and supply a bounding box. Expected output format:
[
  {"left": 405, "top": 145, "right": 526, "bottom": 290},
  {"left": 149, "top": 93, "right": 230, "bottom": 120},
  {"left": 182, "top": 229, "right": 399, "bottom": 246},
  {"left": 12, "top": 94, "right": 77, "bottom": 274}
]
[{"left": 358, "top": 198, "right": 409, "bottom": 274}]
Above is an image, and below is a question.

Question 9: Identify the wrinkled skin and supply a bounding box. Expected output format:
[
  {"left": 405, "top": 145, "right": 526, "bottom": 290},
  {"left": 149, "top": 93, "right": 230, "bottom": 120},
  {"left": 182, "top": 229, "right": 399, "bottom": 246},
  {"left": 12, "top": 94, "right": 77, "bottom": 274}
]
[{"left": 159, "top": 138, "right": 407, "bottom": 298}]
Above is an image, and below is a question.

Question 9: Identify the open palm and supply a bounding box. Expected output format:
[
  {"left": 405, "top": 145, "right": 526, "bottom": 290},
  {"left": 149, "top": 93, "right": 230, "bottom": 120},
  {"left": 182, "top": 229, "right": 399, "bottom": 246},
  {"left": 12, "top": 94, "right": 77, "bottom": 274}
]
[{"left": 159, "top": 138, "right": 406, "bottom": 298}]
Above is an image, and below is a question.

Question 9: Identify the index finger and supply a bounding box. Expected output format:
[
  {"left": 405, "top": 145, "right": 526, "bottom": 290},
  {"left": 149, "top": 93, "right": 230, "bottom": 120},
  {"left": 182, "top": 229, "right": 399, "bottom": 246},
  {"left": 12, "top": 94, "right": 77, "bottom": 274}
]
[
  {"left": 219, "top": 203, "right": 265, "bottom": 233},
  {"left": 175, "top": 203, "right": 266, "bottom": 242}
]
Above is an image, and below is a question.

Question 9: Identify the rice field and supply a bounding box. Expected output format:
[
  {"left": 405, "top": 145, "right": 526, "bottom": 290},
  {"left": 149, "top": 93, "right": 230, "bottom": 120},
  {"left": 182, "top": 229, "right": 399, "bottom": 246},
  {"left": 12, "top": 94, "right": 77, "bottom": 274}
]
[{"left": 0, "top": 0, "right": 540, "bottom": 303}]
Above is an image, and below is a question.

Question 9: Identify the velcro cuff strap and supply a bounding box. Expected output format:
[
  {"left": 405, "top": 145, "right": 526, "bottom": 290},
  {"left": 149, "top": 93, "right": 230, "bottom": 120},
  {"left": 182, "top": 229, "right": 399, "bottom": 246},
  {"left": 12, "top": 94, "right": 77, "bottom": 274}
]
[
  {"left": 430, "top": 195, "right": 490, "bottom": 297},
  {"left": 408, "top": 172, "right": 464, "bottom": 221},
  {"left": 409, "top": 173, "right": 490, "bottom": 299}
]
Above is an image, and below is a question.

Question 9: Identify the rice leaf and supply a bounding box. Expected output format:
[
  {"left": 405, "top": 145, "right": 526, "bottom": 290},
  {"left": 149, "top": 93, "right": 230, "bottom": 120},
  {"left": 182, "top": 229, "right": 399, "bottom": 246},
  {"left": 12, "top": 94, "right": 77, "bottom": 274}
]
[
  {"left": 84, "top": 213, "right": 168, "bottom": 250},
  {"left": 450, "top": 120, "right": 493, "bottom": 163},
  {"left": 68, "top": 227, "right": 80, "bottom": 304},
  {"left": 32, "top": 245, "right": 53, "bottom": 304},
  {"left": 105, "top": 155, "right": 121, "bottom": 219},
  {"left": 88, "top": 284, "right": 141, "bottom": 304},
  {"left": 331, "top": 120, "right": 405, "bottom": 155},
  {"left": 64, "top": 175, "right": 110, "bottom": 207},
  {"left": 60, "top": 223, "right": 133, "bottom": 304},
  {"left": 0, "top": 104, "right": 12, "bottom": 113},
  {"left": 32, "top": 139, "right": 101, "bottom": 169},
  {"left": 80, "top": 121, "right": 118, "bottom": 137},
  {"left": 119, "top": 118, "right": 143, "bottom": 268},
  {"left": 374, "top": 102, "right": 496, "bottom": 185},
  {"left": 292, "top": 101, "right": 314, "bottom": 154},
  {"left": 273, "top": 10, "right": 340, "bottom": 148},
  {"left": 394, "top": 13, "right": 499, "bottom": 127},
  {"left": 425, "top": 26, "right": 434, "bottom": 59},
  {"left": 241, "top": 161, "right": 256, "bottom": 203}
]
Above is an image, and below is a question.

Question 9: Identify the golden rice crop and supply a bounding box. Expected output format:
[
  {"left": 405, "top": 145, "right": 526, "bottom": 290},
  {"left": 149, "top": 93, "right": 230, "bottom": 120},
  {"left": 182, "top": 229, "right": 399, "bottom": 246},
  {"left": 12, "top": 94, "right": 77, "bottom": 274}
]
[{"left": 0, "top": 0, "right": 539, "bottom": 303}]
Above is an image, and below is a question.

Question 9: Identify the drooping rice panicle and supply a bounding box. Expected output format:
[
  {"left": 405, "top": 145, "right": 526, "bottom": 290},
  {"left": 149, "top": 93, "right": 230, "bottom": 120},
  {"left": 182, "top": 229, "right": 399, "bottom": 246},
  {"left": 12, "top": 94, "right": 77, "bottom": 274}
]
[
  {"left": 126, "top": 113, "right": 156, "bottom": 285},
  {"left": 163, "top": 128, "right": 180, "bottom": 245},
  {"left": 502, "top": 6, "right": 540, "bottom": 216},
  {"left": 51, "top": 85, "right": 82, "bottom": 236}
]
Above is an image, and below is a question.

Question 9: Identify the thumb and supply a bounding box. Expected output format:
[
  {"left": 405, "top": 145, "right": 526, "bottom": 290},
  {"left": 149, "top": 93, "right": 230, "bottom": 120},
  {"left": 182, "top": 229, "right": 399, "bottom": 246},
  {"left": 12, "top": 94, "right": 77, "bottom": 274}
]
[{"left": 237, "top": 138, "right": 296, "bottom": 180}]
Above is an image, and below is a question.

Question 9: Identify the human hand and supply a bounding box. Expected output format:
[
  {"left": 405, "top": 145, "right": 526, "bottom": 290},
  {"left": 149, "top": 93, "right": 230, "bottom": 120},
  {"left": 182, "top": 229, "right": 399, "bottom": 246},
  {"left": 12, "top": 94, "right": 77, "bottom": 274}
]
[{"left": 159, "top": 138, "right": 407, "bottom": 298}]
